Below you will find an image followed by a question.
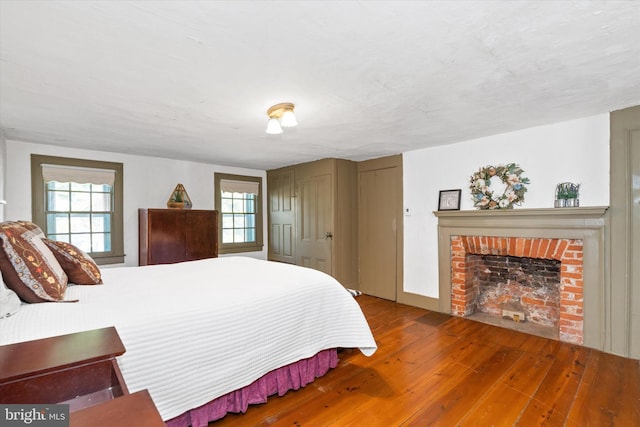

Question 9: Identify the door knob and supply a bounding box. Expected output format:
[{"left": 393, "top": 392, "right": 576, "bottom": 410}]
[{"left": 325, "top": 232, "right": 333, "bottom": 240}]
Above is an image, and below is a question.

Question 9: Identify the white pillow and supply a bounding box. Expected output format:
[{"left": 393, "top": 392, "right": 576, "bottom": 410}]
[{"left": 0, "top": 271, "right": 21, "bottom": 318}]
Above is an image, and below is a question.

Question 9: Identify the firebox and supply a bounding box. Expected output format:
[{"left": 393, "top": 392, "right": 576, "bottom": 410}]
[
  {"left": 469, "top": 254, "right": 561, "bottom": 329},
  {"left": 450, "top": 236, "right": 584, "bottom": 344}
]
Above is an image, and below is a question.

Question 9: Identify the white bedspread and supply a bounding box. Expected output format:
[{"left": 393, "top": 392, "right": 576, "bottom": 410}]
[{"left": 0, "top": 257, "right": 377, "bottom": 420}]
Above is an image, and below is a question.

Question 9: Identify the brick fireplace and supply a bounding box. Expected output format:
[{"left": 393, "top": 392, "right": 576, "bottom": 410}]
[
  {"left": 450, "top": 235, "right": 584, "bottom": 344},
  {"left": 434, "top": 207, "right": 607, "bottom": 349}
]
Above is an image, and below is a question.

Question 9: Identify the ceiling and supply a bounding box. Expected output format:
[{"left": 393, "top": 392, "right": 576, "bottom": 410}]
[{"left": 1, "top": 1, "right": 639, "bottom": 170}]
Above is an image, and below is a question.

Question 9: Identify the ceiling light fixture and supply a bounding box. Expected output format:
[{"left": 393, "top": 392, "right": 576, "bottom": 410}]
[{"left": 266, "top": 102, "right": 297, "bottom": 134}]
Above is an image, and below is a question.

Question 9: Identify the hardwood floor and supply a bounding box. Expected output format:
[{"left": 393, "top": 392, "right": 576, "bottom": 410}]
[{"left": 213, "top": 295, "right": 640, "bottom": 426}]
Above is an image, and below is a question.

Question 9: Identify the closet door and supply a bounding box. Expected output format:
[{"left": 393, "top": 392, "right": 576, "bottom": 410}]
[
  {"left": 358, "top": 166, "right": 398, "bottom": 301},
  {"left": 296, "top": 160, "right": 333, "bottom": 276},
  {"left": 267, "top": 167, "right": 296, "bottom": 264},
  {"left": 297, "top": 173, "right": 333, "bottom": 275},
  {"left": 268, "top": 159, "right": 358, "bottom": 287}
]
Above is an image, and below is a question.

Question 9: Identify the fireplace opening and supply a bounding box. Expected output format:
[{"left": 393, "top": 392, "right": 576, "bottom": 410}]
[
  {"left": 466, "top": 255, "right": 561, "bottom": 336},
  {"left": 450, "top": 235, "right": 584, "bottom": 344}
]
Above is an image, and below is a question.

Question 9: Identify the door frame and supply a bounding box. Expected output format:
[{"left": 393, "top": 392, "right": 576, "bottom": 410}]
[{"left": 609, "top": 105, "right": 640, "bottom": 358}]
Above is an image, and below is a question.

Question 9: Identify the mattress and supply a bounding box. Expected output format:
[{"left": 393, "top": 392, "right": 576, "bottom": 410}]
[{"left": 0, "top": 256, "right": 377, "bottom": 420}]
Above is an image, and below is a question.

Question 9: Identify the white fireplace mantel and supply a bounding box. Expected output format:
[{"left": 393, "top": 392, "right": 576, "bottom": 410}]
[{"left": 433, "top": 206, "right": 609, "bottom": 350}]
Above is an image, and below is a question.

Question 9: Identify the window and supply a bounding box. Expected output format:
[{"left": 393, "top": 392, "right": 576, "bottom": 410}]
[
  {"left": 214, "top": 173, "right": 263, "bottom": 254},
  {"left": 31, "top": 154, "right": 124, "bottom": 265}
]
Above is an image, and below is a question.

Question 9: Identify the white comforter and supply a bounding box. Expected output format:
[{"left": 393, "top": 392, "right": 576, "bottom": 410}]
[{"left": 0, "top": 257, "right": 377, "bottom": 420}]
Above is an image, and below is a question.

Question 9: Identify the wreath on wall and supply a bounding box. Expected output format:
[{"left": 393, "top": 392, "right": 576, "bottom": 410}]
[{"left": 470, "top": 163, "right": 530, "bottom": 210}]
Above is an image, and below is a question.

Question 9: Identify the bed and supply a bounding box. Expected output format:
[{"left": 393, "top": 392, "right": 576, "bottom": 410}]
[{"left": 0, "top": 221, "right": 377, "bottom": 425}]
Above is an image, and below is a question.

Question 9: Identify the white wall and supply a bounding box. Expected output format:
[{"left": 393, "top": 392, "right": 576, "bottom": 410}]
[
  {"left": 3, "top": 114, "right": 611, "bottom": 287},
  {"left": 403, "top": 114, "right": 610, "bottom": 298},
  {"left": 0, "top": 130, "right": 6, "bottom": 222},
  {"left": 4, "top": 140, "right": 267, "bottom": 266}
]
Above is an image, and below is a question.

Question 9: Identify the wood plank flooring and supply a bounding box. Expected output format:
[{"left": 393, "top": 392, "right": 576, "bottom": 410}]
[{"left": 213, "top": 295, "right": 640, "bottom": 426}]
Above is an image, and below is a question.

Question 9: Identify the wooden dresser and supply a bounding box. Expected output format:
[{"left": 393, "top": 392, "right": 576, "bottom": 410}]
[
  {"left": 138, "top": 208, "right": 219, "bottom": 266},
  {"left": 0, "top": 327, "right": 165, "bottom": 426}
]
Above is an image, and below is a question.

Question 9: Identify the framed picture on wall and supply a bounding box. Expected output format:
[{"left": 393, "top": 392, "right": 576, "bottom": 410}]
[{"left": 438, "top": 189, "right": 461, "bottom": 211}]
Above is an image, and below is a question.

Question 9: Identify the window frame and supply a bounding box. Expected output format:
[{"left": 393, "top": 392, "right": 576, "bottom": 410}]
[
  {"left": 31, "top": 154, "right": 125, "bottom": 265},
  {"left": 214, "top": 173, "right": 263, "bottom": 254}
]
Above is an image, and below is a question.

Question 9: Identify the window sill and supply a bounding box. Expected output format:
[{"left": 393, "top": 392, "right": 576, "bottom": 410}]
[
  {"left": 219, "top": 245, "right": 263, "bottom": 255},
  {"left": 92, "top": 254, "right": 126, "bottom": 266}
]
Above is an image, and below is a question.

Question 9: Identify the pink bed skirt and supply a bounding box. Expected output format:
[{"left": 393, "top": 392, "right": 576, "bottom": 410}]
[{"left": 166, "top": 348, "right": 338, "bottom": 427}]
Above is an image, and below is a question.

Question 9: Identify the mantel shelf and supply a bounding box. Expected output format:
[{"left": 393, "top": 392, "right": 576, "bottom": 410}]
[{"left": 433, "top": 206, "right": 608, "bottom": 219}]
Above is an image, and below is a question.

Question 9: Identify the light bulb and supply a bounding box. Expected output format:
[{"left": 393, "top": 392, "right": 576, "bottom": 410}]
[
  {"left": 280, "top": 110, "right": 298, "bottom": 128},
  {"left": 266, "top": 118, "right": 283, "bottom": 134}
]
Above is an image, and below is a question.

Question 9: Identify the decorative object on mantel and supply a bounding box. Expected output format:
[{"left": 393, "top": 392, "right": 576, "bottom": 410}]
[
  {"left": 554, "top": 182, "right": 580, "bottom": 208},
  {"left": 438, "top": 189, "right": 462, "bottom": 211},
  {"left": 470, "top": 163, "right": 529, "bottom": 210},
  {"left": 167, "top": 184, "right": 192, "bottom": 209}
]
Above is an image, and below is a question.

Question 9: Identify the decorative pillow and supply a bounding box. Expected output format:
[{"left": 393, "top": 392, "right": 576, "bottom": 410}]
[
  {"left": 0, "top": 221, "right": 68, "bottom": 303},
  {"left": 43, "top": 239, "right": 103, "bottom": 285},
  {"left": 15, "top": 220, "right": 46, "bottom": 237}
]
